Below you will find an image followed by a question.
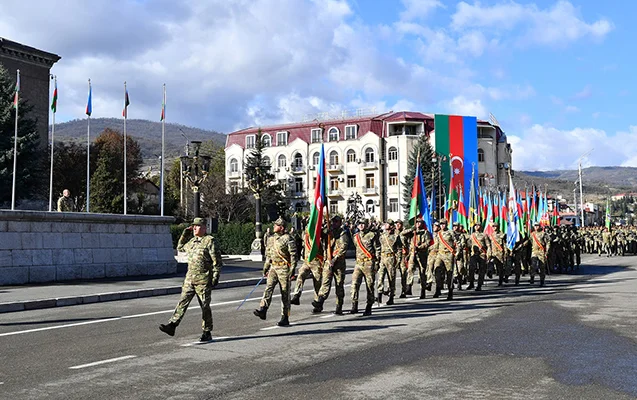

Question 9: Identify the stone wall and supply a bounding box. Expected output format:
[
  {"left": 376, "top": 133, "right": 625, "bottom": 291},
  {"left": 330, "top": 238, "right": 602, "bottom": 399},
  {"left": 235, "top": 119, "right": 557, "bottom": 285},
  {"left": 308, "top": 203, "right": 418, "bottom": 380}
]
[{"left": 0, "top": 211, "right": 176, "bottom": 285}]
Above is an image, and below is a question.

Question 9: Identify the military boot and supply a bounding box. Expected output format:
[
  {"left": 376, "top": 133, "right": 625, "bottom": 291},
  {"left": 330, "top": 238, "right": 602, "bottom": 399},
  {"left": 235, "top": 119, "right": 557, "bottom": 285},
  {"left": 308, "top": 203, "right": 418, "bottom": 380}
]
[
  {"left": 457, "top": 279, "right": 463, "bottom": 291},
  {"left": 419, "top": 288, "right": 426, "bottom": 299},
  {"left": 376, "top": 293, "right": 383, "bottom": 304},
  {"left": 399, "top": 291, "right": 407, "bottom": 298},
  {"left": 349, "top": 302, "right": 358, "bottom": 314},
  {"left": 159, "top": 321, "right": 177, "bottom": 336},
  {"left": 386, "top": 296, "right": 395, "bottom": 305},
  {"left": 290, "top": 293, "right": 301, "bottom": 305},
  {"left": 311, "top": 296, "right": 325, "bottom": 311},
  {"left": 277, "top": 315, "right": 290, "bottom": 327},
  {"left": 333, "top": 304, "right": 343, "bottom": 315},
  {"left": 362, "top": 303, "right": 373, "bottom": 316},
  {"left": 540, "top": 277, "right": 545, "bottom": 287},
  {"left": 515, "top": 276, "right": 520, "bottom": 286},
  {"left": 466, "top": 282, "right": 475, "bottom": 290},
  {"left": 405, "top": 285, "right": 412, "bottom": 296},
  {"left": 433, "top": 287, "right": 441, "bottom": 298},
  {"left": 425, "top": 282, "right": 432, "bottom": 291},
  {"left": 253, "top": 306, "right": 268, "bottom": 320},
  {"left": 199, "top": 330, "right": 212, "bottom": 342},
  {"left": 446, "top": 287, "right": 454, "bottom": 300}
]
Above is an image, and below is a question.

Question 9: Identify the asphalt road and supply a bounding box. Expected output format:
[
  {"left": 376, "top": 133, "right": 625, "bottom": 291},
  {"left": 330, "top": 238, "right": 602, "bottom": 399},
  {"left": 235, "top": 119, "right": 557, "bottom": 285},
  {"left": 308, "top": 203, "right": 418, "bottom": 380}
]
[{"left": 1, "top": 254, "right": 636, "bottom": 400}]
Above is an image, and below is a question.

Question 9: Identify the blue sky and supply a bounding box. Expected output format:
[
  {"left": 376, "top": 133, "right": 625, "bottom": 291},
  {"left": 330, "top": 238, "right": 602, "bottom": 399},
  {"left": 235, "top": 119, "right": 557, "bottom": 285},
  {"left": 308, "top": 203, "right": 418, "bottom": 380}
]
[{"left": 0, "top": 0, "right": 634, "bottom": 170}]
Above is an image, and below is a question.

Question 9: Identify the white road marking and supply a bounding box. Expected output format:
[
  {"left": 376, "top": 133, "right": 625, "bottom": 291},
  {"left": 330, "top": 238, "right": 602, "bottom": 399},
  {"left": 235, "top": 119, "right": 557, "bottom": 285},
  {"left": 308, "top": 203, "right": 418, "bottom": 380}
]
[
  {"left": 260, "top": 322, "right": 297, "bottom": 331},
  {"left": 180, "top": 336, "right": 231, "bottom": 347},
  {"left": 69, "top": 355, "right": 137, "bottom": 370},
  {"left": 0, "top": 382, "right": 4, "bottom": 385},
  {"left": 320, "top": 313, "right": 336, "bottom": 319}
]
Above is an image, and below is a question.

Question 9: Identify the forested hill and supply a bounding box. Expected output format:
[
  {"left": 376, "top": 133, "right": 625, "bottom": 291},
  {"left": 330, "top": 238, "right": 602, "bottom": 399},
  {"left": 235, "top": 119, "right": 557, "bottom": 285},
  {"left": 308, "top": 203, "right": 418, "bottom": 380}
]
[{"left": 52, "top": 118, "right": 226, "bottom": 161}]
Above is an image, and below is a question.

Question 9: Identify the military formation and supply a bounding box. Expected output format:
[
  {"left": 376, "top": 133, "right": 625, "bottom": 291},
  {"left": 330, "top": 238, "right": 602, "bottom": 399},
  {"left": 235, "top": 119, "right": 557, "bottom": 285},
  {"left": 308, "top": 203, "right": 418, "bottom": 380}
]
[{"left": 160, "top": 215, "right": 625, "bottom": 342}]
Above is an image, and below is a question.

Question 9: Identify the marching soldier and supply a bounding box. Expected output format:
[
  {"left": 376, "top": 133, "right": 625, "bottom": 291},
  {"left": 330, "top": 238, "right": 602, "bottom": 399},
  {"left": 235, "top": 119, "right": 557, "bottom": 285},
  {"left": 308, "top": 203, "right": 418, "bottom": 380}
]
[
  {"left": 160, "top": 217, "right": 223, "bottom": 342},
  {"left": 511, "top": 233, "right": 530, "bottom": 285},
  {"left": 377, "top": 220, "right": 402, "bottom": 305},
  {"left": 488, "top": 224, "right": 508, "bottom": 286},
  {"left": 350, "top": 218, "right": 380, "bottom": 316},
  {"left": 452, "top": 223, "right": 468, "bottom": 291},
  {"left": 468, "top": 223, "right": 490, "bottom": 291},
  {"left": 402, "top": 218, "right": 431, "bottom": 299},
  {"left": 314, "top": 215, "right": 350, "bottom": 315},
  {"left": 291, "top": 225, "right": 326, "bottom": 313},
  {"left": 530, "top": 222, "right": 549, "bottom": 286},
  {"left": 395, "top": 220, "right": 410, "bottom": 298},
  {"left": 425, "top": 222, "right": 440, "bottom": 292},
  {"left": 254, "top": 217, "right": 297, "bottom": 326},
  {"left": 433, "top": 218, "right": 457, "bottom": 300}
]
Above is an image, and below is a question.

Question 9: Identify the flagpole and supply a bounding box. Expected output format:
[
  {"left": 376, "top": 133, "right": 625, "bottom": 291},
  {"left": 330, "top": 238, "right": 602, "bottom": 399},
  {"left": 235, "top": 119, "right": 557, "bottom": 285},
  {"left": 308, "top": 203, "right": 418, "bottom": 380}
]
[
  {"left": 11, "top": 69, "right": 20, "bottom": 211},
  {"left": 160, "top": 84, "right": 166, "bottom": 216},
  {"left": 123, "top": 81, "right": 128, "bottom": 215},
  {"left": 48, "top": 75, "right": 56, "bottom": 212},
  {"left": 86, "top": 79, "right": 91, "bottom": 213}
]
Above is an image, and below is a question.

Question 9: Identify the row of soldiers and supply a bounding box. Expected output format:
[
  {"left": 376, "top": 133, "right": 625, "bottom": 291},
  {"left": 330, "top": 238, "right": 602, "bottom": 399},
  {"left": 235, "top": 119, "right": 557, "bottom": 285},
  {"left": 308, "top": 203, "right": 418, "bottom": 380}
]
[
  {"left": 252, "top": 215, "right": 562, "bottom": 326},
  {"left": 580, "top": 226, "right": 637, "bottom": 256}
]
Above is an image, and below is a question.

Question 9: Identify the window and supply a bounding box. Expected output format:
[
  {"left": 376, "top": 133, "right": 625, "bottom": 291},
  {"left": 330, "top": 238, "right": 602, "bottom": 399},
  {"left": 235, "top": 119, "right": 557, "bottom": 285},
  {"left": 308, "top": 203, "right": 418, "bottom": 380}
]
[
  {"left": 293, "top": 153, "right": 303, "bottom": 168},
  {"left": 365, "top": 148, "right": 375, "bottom": 163},
  {"left": 294, "top": 178, "right": 303, "bottom": 193},
  {"left": 312, "top": 152, "right": 320, "bottom": 165},
  {"left": 229, "top": 158, "right": 238, "bottom": 173},
  {"left": 311, "top": 128, "right": 322, "bottom": 143},
  {"left": 277, "top": 154, "right": 287, "bottom": 168},
  {"left": 347, "top": 175, "right": 356, "bottom": 188},
  {"left": 262, "top": 156, "right": 271, "bottom": 166},
  {"left": 389, "top": 198, "right": 399, "bottom": 213},
  {"left": 329, "top": 150, "right": 339, "bottom": 166},
  {"left": 278, "top": 179, "right": 287, "bottom": 192},
  {"left": 345, "top": 125, "right": 357, "bottom": 140},
  {"left": 313, "top": 177, "right": 317, "bottom": 187},
  {"left": 330, "top": 201, "right": 338, "bottom": 215},
  {"left": 388, "top": 147, "right": 398, "bottom": 161},
  {"left": 330, "top": 177, "right": 339, "bottom": 190},
  {"left": 262, "top": 134, "right": 271, "bottom": 147},
  {"left": 328, "top": 127, "right": 339, "bottom": 142},
  {"left": 276, "top": 131, "right": 288, "bottom": 146},
  {"left": 366, "top": 199, "right": 375, "bottom": 213},
  {"left": 389, "top": 173, "right": 398, "bottom": 186},
  {"left": 229, "top": 182, "right": 240, "bottom": 194},
  {"left": 347, "top": 149, "right": 356, "bottom": 163},
  {"left": 366, "top": 173, "right": 375, "bottom": 188},
  {"left": 295, "top": 203, "right": 304, "bottom": 213},
  {"left": 246, "top": 135, "right": 255, "bottom": 149},
  {"left": 478, "top": 148, "right": 485, "bottom": 163}
]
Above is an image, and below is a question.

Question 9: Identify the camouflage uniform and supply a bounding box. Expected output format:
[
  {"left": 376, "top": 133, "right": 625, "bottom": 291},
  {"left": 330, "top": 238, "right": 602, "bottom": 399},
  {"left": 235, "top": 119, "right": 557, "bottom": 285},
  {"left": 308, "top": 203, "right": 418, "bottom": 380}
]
[
  {"left": 425, "top": 226, "right": 439, "bottom": 291},
  {"left": 169, "top": 223, "right": 223, "bottom": 333},
  {"left": 402, "top": 223, "right": 431, "bottom": 298},
  {"left": 511, "top": 235, "right": 530, "bottom": 285},
  {"left": 530, "top": 227, "right": 549, "bottom": 286},
  {"left": 488, "top": 230, "right": 508, "bottom": 286},
  {"left": 256, "top": 220, "right": 297, "bottom": 322},
  {"left": 291, "top": 230, "right": 325, "bottom": 307},
  {"left": 316, "top": 222, "right": 350, "bottom": 314},
  {"left": 468, "top": 228, "right": 490, "bottom": 290},
  {"left": 377, "top": 227, "right": 402, "bottom": 303},
  {"left": 57, "top": 196, "right": 76, "bottom": 212},
  {"left": 350, "top": 221, "right": 380, "bottom": 315},
  {"left": 602, "top": 230, "right": 612, "bottom": 257},
  {"left": 452, "top": 226, "right": 468, "bottom": 290},
  {"left": 433, "top": 221, "right": 457, "bottom": 300}
]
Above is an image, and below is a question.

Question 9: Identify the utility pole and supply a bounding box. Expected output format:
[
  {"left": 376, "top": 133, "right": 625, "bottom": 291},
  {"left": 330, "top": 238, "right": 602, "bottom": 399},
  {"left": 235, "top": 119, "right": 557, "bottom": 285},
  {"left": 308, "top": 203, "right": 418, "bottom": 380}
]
[{"left": 577, "top": 149, "right": 593, "bottom": 227}]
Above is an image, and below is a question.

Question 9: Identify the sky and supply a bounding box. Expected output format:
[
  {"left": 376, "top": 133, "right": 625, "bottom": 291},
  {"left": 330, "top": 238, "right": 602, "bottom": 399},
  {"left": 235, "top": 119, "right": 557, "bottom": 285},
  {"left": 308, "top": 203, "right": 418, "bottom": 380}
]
[{"left": 0, "top": 0, "right": 633, "bottom": 171}]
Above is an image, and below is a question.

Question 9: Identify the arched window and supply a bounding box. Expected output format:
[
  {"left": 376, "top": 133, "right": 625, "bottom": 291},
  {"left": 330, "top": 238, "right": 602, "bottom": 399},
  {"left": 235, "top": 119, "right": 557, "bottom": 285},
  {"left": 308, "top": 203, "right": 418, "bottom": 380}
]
[
  {"left": 277, "top": 154, "right": 287, "bottom": 168},
  {"left": 328, "top": 127, "right": 339, "bottom": 142},
  {"left": 312, "top": 152, "right": 320, "bottom": 165},
  {"left": 366, "top": 199, "right": 375, "bottom": 213},
  {"left": 364, "top": 147, "right": 375, "bottom": 163},
  {"left": 329, "top": 150, "right": 339, "bottom": 166},
  {"left": 478, "top": 148, "right": 485, "bottom": 163},
  {"left": 387, "top": 147, "right": 398, "bottom": 161},
  {"left": 293, "top": 153, "right": 303, "bottom": 168},
  {"left": 262, "top": 134, "right": 271, "bottom": 147},
  {"left": 229, "top": 158, "right": 238, "bottom": 173},
  {"left": 347, "top": 149, "right": 356, "bottom": 163},
  {"left": 262, "top": 156, "right": 271, "bottom": 166}
]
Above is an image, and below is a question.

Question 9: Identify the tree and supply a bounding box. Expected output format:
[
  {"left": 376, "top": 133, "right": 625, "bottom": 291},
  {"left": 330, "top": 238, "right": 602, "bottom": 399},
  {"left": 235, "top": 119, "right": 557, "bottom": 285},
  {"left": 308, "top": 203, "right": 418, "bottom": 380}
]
[
  {"left": 49, "top": 141, "right": 88, "bottom": 208},
  {"left": 89, "top": 128, "right": 143, "bottom": 214},
  {"left": 0, "top": 63, "right": 44, "bottom": 204},
  {"left": 401, "top": 134, "right": 438, "bottom": 222}
]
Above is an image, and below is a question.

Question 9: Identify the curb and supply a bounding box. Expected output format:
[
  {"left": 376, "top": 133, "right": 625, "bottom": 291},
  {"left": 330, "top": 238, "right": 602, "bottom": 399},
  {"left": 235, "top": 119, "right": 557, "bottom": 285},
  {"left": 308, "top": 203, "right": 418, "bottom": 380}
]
[{"left": 0, "top": 276, "right": 263, "bottom": 314}]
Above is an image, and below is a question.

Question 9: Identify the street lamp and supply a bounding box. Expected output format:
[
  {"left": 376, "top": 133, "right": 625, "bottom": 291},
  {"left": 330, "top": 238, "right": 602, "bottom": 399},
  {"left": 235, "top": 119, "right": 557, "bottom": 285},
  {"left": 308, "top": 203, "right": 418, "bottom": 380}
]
[{"left": 180, "top": 141, "right": 211, "bottom": 218}]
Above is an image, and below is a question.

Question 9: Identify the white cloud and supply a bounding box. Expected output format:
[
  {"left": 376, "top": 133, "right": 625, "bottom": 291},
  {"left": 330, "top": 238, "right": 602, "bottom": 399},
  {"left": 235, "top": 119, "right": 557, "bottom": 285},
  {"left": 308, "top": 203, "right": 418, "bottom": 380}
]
[
  {"left": 399, "top": 0, "right": 444, "bottom": 21},
  {"left": 565, "top": 105, "right": 580, "bottom": 113},
  {"left": 573, "top": 84, "right": 593, "bottom": 100},
  {"left": 440, "top": 96, "right": 487, "bottom": 119}
]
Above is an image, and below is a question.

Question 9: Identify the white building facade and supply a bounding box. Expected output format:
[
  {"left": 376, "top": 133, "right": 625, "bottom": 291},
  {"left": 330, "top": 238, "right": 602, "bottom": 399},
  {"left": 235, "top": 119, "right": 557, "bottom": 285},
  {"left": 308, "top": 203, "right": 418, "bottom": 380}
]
[{"left": 225, "top": 111, "right": 512, "bottom": 222}]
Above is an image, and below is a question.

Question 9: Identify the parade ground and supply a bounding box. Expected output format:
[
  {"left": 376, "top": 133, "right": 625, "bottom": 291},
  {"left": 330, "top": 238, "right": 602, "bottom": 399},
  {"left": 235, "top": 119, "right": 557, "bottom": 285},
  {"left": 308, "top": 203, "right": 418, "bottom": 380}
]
[{"left": 0, "top": 254, "right": 636, "bottom": 400}]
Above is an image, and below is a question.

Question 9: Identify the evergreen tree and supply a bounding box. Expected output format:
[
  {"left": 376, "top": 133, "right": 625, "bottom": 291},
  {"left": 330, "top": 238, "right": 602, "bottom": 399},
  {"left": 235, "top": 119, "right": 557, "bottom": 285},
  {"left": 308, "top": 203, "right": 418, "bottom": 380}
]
[
  {"left": 0, "top": 63, "right": 43, "bottom": 204},
  {"left": 401, "top": 135, "right": 438, "bottom": 223},
  {"left": 243, "top": 129, "right": 283, "bottom": 219}
]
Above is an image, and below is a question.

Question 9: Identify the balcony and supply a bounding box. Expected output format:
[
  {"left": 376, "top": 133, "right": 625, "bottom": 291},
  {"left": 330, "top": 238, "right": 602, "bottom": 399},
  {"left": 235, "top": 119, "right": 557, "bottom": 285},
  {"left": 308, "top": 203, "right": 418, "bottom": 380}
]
[
  {"left": 288, "top": 190, "right": 306, "bottom": 199},
  {"left": 228, "top": 171, "right": 241, "bottom": 179},
  {"left": 290, "top": 165, "right": 305, "bottom": 174},
  {"left": 362, "top": 186, "right": 379, "bottom": 195},
  {"left": 327, "top": 164, "right": 342, "bottom": 173},
  {"left": 361, "top": 161, "right": 378, "bottom": 170},
  {"left": 328, "top": 188, "right": 343, "bottom": 198}
]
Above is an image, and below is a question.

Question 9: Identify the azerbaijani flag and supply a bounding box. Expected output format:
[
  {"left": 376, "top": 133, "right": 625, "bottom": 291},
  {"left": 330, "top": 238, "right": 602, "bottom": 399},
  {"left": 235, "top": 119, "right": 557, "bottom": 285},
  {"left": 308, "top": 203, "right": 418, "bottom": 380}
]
[
  {"left": 13, "top": 71, "right": 20, "bottom": 109},
  {"left": 408, "top": 155, "right": 431, "bottom": 231},
  {"left": 306, "top": 144, "right": 327, "bottom": 262},
  {"left": 434, "top": 114, "right": 478, "bottom": 204},
  {"left": 551, "top": 199, "right": 560, "bottom": 226},
  {"left": 51, "top": 80, "right": 58, "bottom": 113},
  {"left": 160, "top": 91, "right": 166, "bottom": 121},
  {"left": 86, "top": 82, "right": 92, "bottom": 116},
  {"left": 123, "top": 88, "right": 130, "bottom": 118},
  {"left": 457, "top": 190, "right": 469, "bottom": 231}
]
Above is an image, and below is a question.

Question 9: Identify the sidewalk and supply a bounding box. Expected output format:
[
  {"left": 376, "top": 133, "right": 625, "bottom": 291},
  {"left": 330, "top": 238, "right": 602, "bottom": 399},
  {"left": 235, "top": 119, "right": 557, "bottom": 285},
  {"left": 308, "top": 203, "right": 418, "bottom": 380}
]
[{"left": 0, "top": 258, "right": 355, "bottom": 314}]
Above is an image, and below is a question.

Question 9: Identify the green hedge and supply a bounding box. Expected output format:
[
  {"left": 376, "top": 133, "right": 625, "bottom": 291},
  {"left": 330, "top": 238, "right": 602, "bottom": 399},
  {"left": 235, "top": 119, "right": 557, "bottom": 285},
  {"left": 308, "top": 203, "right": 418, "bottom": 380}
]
[{"left": 170, "top": 222, "right": 274, "bottom": 255}]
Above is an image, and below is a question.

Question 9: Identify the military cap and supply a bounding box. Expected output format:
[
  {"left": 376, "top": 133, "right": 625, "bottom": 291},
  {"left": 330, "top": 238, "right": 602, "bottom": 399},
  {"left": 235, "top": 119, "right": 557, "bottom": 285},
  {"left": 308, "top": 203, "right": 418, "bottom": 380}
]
[
  {"left": 274, "top": 217, "right": 287, "bottom": 226},
  {"left": 192, "top": 217, "right": 206, "bottom": 226},
  {"left": 452, "top": 222, "right": 460, "bottom": 226},
  {"left": 439, "top": 218, "right": 448, "bottom": 225},
  {"left": 395, "top": 219, "right": 403, "bottom": 224},
  {"left": 433, "top": 221, "right": 441, "bottom": 226},
  {"left": 331, "top": 215, "right": 342, "bottom": 222},
  {"left": 386, "top": 219, "right": 395, "bottom": 225},
  {"left": 358, "top": 218, "right": 369, "bottom": 225}
]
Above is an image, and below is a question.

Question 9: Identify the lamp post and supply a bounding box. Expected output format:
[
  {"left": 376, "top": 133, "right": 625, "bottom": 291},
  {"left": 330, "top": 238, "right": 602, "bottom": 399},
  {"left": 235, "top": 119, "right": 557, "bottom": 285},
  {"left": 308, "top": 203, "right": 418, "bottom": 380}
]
[
  {"left": 432, "top": 153, "right": 446, "bottom": 220},
  {"left": 246, "top": 162, "right": 267, "bottom": 258},
  {"left": 180, "top": 141, "right": 211, "bottom": 218}
]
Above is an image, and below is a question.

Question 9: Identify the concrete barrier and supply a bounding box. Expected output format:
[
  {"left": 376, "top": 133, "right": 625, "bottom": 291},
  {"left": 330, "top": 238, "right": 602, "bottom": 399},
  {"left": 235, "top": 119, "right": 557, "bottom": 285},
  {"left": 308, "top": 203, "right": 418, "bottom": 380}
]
[{"left": 0, "top": 210, "right": 176, "bottom": 285}]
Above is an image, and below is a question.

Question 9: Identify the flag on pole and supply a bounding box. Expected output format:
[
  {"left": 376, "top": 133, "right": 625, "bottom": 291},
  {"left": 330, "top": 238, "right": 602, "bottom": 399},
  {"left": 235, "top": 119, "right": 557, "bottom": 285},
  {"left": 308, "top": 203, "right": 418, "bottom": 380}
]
[
  {"left": 551, "top": 200, "right": 560, "bottom": 226},
  {"left": 306, "top": 144, "right": 327, "bottom": 262},
  {"left": 506, "top": 173, "right": 519, "bottom": 250},
  {"left": 86, "top": 83, "right": 92, "bottom": 116},
  {"left": 13, "top": 73, "right": 20, "bottom": 109},
  {"left": 408, "top": 154, "right": 431, "bottom": 231},
  {"left": 160, "top": 91, "right": 166, "bottom": 121},
  {"left": 484, "top": 192, "right": 495, "bottom": 236},
  {"left": 605, "top": 199, "right": 611, "bottom": 229},
  {"left": 469, "top": 170, "right": 477, "bottom": 227},
  {"left": 429, "top": 180, "right": 437, "bottom": 223},
  {"left": 122, "top": 88, "right": 130, "bottom": 117},
  {"left": 457, "top": 188, "right": 469, "bottom": 231},
  {"left": 51, "top": 79, "right": 58, "bottom": 113}
]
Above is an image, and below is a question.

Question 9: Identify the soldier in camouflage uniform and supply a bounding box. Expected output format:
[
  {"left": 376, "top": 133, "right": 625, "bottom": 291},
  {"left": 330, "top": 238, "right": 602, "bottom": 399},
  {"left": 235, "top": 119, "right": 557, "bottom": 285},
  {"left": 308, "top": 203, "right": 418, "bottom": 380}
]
[
  {"left": 488, "top": 224, "right": 508, "bottom": 286},
  {"left": 377, "top": 220, "right": 402, "bottom": 304},
  {"left": 350, "top": 218, "right": 380, "bottom": 316},
  {"left": 511, "top": 233, "right": 530, "bottom": 285},
  {"left": 291, "top": 226, "right": 326, "bottom": 312},
  {"left": 601, "top": 227, "right": 612, "bottom": 257},
  {"left": 254, "top": 217, "right": 297, "bottom": 326},
  {"left": 313, "top": 215, "right": 350, "bottom": 315},
  {"left": 530, "top": 223, "right": 549, "bottom": 286},
  {"left": 402, "top": 218, "right": 432, "bottom": 299},
  {"left": 468, "top": 223, "right": 490, "bottom": 291},
  {"left": 433, "top": 218, "right": 457, "bottom": 300},
  {"left": 394, "top": 220, "right": 410, "bottom": 298},
  {"left": 57, "top": 189, "right": 76, "bottom": 212},
  {"left": 425, "top": 222, "right": 440, "bottom": 292},
  {"left": 160, "top": 218, "right": 223, "bottom": 342},
  {"left": 452, "top": 223, "right": 468, "bottom": 291}
]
